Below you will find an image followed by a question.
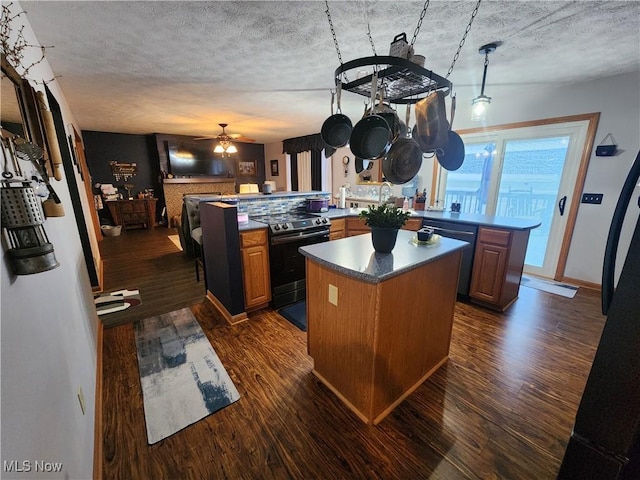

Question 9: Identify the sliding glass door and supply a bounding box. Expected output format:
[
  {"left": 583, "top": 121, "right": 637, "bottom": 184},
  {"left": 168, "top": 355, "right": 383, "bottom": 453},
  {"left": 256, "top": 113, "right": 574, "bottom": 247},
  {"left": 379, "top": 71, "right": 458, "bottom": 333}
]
[{"left": 437, "top": 118, "right": 593, "bottom": 278}]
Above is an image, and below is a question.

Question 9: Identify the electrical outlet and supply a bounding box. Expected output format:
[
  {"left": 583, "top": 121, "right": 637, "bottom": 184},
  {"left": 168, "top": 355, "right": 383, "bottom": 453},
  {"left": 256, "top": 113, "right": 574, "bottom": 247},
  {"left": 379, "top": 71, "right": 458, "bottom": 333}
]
[
  {"left": 328, "top": 284, "right": 338, "bottom": 306},
  {"left": 77, "top": 386, "right": 86, "bottom": 415},
  {"left": 581, "top": 193, "right": 603, "bottom": 204}
]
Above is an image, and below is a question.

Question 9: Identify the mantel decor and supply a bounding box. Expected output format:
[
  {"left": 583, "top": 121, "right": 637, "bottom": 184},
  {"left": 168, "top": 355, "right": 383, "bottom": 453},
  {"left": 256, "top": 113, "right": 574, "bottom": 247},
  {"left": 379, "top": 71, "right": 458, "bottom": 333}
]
[{"left": 110, "top": 161, "right": 138, "bottom": 182}]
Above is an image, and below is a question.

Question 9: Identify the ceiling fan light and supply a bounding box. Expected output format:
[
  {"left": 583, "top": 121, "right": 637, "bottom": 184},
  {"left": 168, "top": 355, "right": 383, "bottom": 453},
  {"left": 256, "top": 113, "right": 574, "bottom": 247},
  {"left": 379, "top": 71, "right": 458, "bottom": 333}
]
[
  {"left": 226, "top": 145, "right": 238, "bottom": 153},
  {"left": 214, "top": 145, "right": 225, "bottom": 153},
  {"left": 471, "top": 95, "right": 491, "bottom": 121}
]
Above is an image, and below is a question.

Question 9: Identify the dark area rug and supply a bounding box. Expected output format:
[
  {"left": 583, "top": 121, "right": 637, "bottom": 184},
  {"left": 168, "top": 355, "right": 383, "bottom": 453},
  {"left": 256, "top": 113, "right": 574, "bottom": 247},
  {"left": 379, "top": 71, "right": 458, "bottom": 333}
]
[{"left": 278, "top": 301, "right": 307, "bottom": 331}]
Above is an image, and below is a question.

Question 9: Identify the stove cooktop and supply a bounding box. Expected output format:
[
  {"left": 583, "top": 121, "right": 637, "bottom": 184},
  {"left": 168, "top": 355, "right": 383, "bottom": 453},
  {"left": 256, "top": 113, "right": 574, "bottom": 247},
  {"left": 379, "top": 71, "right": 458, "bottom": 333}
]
[{"left": 251, "top": 212, "right": 331, "bottom": 235}]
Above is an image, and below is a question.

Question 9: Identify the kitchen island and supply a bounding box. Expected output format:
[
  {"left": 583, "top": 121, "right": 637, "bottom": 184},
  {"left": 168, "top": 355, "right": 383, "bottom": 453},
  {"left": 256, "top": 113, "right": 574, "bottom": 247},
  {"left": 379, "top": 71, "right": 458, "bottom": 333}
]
[
  {"left": 320, "top": 208, "right": 541, "bottom": 311},
  {"left": 299, "top": 230, "right": 468, "bottom": 424}
]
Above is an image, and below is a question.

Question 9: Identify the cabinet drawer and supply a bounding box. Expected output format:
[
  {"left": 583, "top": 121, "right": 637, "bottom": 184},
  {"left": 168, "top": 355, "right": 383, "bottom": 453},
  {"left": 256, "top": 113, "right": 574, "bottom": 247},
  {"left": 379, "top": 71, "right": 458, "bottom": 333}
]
[
  {"left": 240, "top": 229, "right": 268, "bottom": 248},
  {"left": 478, "top": 228, "right": 511, "bottom": 246},
  {"left": 403, "top": 218, "right": 422, "bottom": 231},
  {"left": 330, "top": 218, "right": 345, "bottom": 233}
]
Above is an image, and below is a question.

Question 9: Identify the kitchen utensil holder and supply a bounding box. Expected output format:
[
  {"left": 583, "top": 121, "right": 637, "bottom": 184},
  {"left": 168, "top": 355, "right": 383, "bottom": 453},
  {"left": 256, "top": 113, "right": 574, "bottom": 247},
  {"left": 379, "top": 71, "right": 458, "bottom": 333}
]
[{"left": 596, "top": 133, "right": 618, "bottom": 157}]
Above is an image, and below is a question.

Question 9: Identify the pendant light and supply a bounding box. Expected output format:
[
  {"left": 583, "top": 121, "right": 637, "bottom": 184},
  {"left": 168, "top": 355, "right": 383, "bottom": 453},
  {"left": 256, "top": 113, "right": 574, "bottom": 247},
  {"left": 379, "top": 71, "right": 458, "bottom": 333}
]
[{"left": 471, "top": 43, "right": 499, "bottom": 122}]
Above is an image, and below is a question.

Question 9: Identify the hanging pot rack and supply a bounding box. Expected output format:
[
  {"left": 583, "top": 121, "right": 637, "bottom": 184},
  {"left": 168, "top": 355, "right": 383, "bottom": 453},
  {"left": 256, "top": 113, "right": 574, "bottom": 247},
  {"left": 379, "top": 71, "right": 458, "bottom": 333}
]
[
  {"left": 327, "top": 0, "right": 483, "bottom": 106},
  {"left": 334, "top": 55, "right": 451, "bottom": 105}
]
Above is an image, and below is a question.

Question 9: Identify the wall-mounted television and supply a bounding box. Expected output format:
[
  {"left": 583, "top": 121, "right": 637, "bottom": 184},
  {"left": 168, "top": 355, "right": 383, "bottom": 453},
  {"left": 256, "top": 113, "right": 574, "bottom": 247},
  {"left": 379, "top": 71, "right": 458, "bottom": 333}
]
[{"left": 167, "top": 140, "right": 232, "bottom": 177}]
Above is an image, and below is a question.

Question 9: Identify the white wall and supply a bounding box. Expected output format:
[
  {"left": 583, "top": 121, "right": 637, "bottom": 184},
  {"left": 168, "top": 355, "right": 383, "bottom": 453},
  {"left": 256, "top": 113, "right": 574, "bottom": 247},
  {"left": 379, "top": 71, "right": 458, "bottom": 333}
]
[
  {"left": 264, "top": 141, "right": 288, "bottom": 191},
  {"left": 1, "top": 3, "right": 98, "bottom": 479},
  {"left": 454, "top": 71, "right": 640, "bottom": 284},
  {"left": 327, "top": 71, "right": 639, "bottom": 285}
]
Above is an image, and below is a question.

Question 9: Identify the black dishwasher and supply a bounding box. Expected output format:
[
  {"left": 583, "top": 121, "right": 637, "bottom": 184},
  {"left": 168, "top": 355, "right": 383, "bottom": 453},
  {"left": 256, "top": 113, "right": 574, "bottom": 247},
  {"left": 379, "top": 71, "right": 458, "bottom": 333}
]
[{"left": 422, "top": 219, "right": 477, "bottom": 298}]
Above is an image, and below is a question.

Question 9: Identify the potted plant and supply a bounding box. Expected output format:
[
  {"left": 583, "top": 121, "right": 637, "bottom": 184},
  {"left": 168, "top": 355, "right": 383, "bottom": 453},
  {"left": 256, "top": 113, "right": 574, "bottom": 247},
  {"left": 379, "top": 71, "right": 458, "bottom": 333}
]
[{"left": 359, "top": 204, "right": 410, "bottom": 253}]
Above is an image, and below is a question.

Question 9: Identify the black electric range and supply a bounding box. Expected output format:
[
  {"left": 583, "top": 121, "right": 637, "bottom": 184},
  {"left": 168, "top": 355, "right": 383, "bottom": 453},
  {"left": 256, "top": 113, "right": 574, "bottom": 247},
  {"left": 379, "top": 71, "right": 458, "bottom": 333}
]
[{"left": 250, "top": 212, "right": 332, "bottom": 308}]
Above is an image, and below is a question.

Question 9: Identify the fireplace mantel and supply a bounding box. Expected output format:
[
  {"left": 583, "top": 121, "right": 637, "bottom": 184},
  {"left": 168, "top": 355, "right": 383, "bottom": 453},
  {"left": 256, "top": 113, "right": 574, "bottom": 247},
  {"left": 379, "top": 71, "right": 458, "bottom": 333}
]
[
  {"left": 162, "top": 178, "right": 237, "bottom": 225},
  {"left": 163, "top": 177, "right": 236, "bottom": 184}
]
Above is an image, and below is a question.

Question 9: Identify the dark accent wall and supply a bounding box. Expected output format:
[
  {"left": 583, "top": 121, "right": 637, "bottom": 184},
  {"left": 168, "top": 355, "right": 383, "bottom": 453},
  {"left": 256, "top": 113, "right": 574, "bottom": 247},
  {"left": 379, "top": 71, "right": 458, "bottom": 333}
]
[
  {"left": 82, "top": 130, "right": 267, "bottom": 226},
  {"left": 82, "top": 130, "right": 163, "bottom": 221}
]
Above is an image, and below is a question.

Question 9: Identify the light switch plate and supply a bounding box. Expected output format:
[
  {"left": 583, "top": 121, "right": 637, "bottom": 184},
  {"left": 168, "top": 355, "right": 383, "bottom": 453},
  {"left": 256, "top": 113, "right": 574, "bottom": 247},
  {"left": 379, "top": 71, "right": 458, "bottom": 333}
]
[
  {"left": 328, "top": 284, "right": 338, "bottom": 306},
  {"left": 581, "top": 193, "right": 603, "bottom": 204}
]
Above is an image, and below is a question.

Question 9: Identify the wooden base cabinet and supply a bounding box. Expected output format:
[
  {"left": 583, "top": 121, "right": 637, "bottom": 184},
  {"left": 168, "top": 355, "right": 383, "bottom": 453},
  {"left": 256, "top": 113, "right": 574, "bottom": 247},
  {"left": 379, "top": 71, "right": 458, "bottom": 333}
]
[
  {"left": 346, "top": 215, "right": 422, "bottom": 237},
  {"left": 105, "top": 199, "right": 157, "bottom": 230},
  {"left": 403, "top": 217, "right": 422, "bottom": 231},
  {"left": 239, "top": 229, "right": 271, "bottom": 309},
  {"left": 470, "top": 227, "right": 530, "bottom": 311},
  {"left": 329, "top": 218, "right": 346, "bottom": 240}
]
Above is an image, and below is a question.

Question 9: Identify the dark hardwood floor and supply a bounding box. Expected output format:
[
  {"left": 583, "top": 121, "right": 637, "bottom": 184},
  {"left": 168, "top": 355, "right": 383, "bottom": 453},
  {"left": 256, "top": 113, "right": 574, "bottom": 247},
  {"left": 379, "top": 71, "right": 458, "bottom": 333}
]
[
  {"left": 100, "top": 227, "right": 606, "bottom": 479},
  {"left": 98, "top": 227, "right": 205, "bottom": 328}
]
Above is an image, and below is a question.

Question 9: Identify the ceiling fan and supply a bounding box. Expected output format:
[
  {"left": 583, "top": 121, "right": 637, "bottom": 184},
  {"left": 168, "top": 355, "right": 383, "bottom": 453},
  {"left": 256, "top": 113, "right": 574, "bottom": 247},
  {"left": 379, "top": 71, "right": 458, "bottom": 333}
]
[{"left": 194, "top": 123, "right": 256, "bottom": 143}]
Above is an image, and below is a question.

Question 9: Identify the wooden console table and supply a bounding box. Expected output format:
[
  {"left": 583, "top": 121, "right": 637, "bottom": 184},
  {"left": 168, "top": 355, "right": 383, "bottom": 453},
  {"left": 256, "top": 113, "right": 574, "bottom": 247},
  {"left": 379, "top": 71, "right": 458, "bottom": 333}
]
[{"left": 105, "top": 199, "right": 157, "bottom": 230}]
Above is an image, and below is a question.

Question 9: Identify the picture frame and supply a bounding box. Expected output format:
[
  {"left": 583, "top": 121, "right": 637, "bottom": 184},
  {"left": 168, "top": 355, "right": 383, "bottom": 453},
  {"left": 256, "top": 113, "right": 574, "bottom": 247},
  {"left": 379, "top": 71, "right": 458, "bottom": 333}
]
[
  {"left": 238, "top": 160, "right": 256, "bottom": 176},
  {"left": 270, "top": 159, "right": 279, "bottom": 176}
]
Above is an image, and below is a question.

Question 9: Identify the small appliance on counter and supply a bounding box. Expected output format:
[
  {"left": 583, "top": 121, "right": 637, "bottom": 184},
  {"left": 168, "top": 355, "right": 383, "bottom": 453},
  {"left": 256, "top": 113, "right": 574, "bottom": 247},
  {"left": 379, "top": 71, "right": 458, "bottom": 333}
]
[
  {"left": 239, "top": 183, "right": 259, "bottom": 194},
  {"left": 263, "top": 181, "right": 276, "bottom": 194},
  {"left": 306, "top": 196, "right": 329, "bottom": 213}
]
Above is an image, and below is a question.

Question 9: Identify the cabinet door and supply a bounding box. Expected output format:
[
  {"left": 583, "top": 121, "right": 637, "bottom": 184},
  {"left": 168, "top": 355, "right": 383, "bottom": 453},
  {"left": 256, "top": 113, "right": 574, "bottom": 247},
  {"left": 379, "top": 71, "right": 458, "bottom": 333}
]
[
  {"left": 240, "top": 229, "right": 270, "bottom": 308},
  {"left": 241, "top": 244, "right": 271, "bottom": 308},
  {"left": 470, "top": 242, "right": 508, "bottom": 303}
]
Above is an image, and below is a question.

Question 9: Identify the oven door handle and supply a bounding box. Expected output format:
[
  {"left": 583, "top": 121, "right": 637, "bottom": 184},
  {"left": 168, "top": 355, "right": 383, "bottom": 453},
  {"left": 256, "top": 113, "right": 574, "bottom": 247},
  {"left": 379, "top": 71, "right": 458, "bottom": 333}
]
[
  {"left": 271, "top": 229, "right": 330, "bottom": 245},
  {"left": 423, "top": 225, "right": 476, "bottom": 236}
]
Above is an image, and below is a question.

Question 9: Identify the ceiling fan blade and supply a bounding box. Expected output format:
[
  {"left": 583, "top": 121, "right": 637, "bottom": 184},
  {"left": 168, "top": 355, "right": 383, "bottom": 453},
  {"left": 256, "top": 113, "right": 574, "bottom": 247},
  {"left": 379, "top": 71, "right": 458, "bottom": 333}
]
[
  {"left": 230, "top": 135, "right": 256, "bottom": 143},
  {"left": 193, "top": 136, "right": 218, "bottom": 140}
]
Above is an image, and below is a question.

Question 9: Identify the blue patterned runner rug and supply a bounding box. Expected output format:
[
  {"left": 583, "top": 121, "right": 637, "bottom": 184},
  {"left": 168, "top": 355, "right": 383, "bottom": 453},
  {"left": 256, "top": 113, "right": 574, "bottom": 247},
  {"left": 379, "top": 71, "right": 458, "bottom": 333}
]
[{"left": 134, "top": 307, "right": 240, "bottom": 444}]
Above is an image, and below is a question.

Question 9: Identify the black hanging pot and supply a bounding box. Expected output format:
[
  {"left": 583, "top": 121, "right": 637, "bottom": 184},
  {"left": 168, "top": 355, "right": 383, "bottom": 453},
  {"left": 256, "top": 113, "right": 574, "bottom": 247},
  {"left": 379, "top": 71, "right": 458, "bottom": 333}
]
[
  {"left": 349, "top": 72, "right": 392, "bottom": 161},
  {"left": 321, "top": 83, "right": 352, "bottom": 148},
  {"left": 355, "top": 156, "right": 365, "bottom": 174},
  {"left": 364, "top": 88, "right": 401, "bottom": 142},
  {"left": 436, "top": 95, "right": 466, "bottom": 171},
  {"left": 383, "top": 104, "right": 423, "bottom": 184}
]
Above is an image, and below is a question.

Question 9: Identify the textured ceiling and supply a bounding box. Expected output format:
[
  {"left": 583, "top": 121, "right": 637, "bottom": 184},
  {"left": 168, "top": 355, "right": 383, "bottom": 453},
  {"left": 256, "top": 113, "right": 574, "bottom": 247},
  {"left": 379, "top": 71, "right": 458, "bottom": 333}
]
[{"left": 12, "top": 0, "right": 640, "bottom": 144}]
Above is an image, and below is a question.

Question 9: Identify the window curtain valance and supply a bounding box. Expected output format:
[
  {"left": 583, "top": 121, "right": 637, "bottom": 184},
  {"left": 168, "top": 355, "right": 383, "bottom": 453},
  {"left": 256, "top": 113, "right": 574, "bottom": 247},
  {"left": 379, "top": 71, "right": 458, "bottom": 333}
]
[{"left": 282, "top": 133, "right": 336, "bottom": 158}]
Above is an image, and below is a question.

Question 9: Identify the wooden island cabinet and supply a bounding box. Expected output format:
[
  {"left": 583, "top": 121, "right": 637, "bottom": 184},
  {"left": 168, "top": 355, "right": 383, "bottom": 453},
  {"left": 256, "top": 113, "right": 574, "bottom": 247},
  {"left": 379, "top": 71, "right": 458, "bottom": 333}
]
[{"left": 300, "top": 231, "right": 467, "bottom": 424}]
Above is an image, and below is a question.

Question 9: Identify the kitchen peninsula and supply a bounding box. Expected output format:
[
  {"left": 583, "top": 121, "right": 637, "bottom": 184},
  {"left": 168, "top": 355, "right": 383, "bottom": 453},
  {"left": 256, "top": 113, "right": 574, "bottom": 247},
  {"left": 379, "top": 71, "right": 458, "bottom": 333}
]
[{"left": 300, "top": 230, "right": 468, "bottom": 424}]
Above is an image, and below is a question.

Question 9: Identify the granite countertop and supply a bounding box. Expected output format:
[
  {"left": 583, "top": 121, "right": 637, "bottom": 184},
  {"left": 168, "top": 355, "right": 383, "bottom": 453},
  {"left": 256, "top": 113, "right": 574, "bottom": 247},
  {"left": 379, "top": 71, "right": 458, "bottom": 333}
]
[
  {"left": 237, "top": 219, "right": 269, "bottom": 231},
  {"left": 299, "top": 230, "right": 469, "bottom": 284},
  {"left": 186, "top": 191, "right": 331, "bottom": 202},
  {"left": 318, "top": 208, "right": 541, "bottom": 230}
]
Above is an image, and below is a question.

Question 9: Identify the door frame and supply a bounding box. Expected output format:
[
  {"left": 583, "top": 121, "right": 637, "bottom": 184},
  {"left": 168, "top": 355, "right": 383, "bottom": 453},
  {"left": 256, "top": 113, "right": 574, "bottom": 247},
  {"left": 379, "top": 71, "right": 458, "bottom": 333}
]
[{"left": 451, "top": 112, "right": 600, "bottom": 281}]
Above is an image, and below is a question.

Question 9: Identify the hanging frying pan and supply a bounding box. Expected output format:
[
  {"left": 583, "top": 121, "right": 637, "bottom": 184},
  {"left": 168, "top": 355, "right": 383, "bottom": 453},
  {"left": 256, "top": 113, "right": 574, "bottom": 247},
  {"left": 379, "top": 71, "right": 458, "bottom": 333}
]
[
  {"left": 355, "top": 156, "right": 364, "bottom": 174},
  {"left": 349, "top": 72, "right": 392, "bottom": 161},
  {"left": 412, "top": 90, "right": 449, "bottom": 153},
  {"left": 383, "top": 104, "right": 423, "bottom": 184},
  {"left": 436, "top": 95, "right": 466, "bottom": 171},
  {"left": 321, "top": 83, "right": 352, "bottom": 148}
]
